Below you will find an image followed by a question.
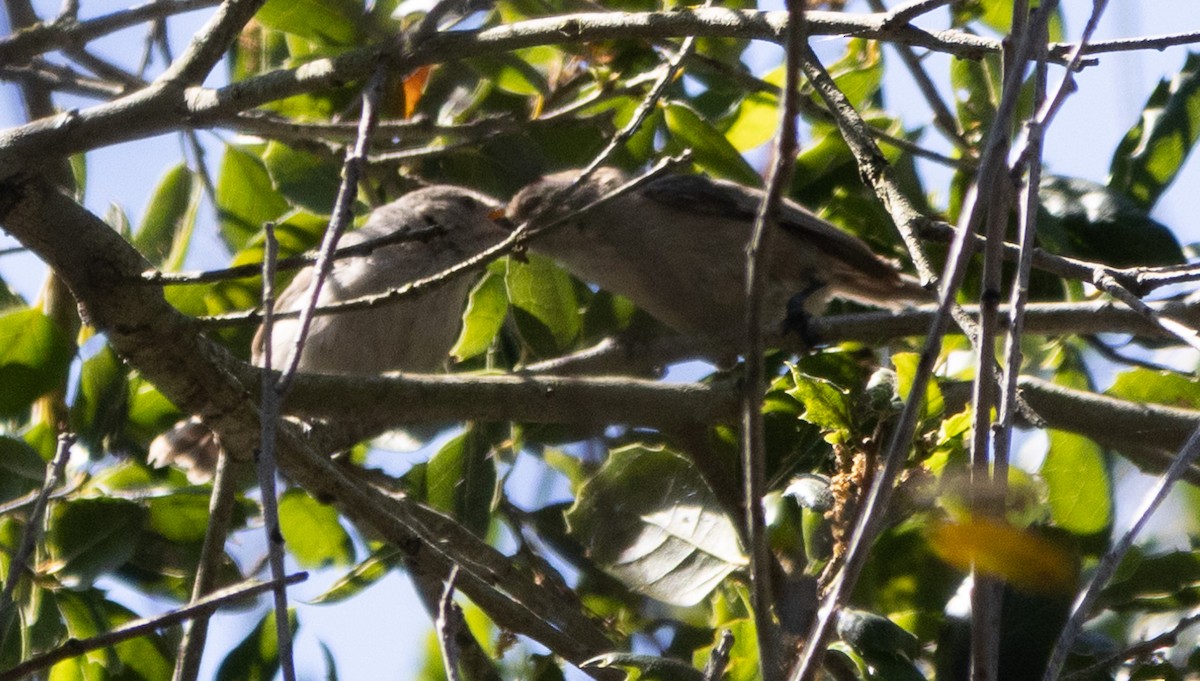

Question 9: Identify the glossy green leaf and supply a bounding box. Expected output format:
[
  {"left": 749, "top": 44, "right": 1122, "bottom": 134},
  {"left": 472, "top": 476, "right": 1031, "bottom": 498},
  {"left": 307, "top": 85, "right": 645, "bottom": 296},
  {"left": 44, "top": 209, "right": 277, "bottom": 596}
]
[
  {"left": 0, "top": 307, "right": 74, "bottom": 419},
  {"left": 692, "top": 617, "right": 758, "bottom": 681},
  {"left": 952, "top": 0, "right": 1064, "bottom": 42},
  {"left": 663, "top": 101, "right": 761, "bottom": 186},
  {"left": 216, "top": 608, "right": 298, "bottom": 681},
  {"left": 124, "top": 377, "right": 183, "bottom": 444},
  {"left": 785, "top": 369, "right": 852, "bottom": 444},
  {"left": 426, "top": 429, "right": 497, "bottom": 535},
  {"left": 134, "top": 163, "right": 200, "bottom": 269},
  {"left": 216, "top": 144, "right": 291, "bottom": 251},
  {"left": 256, "top": 0, "right": 362, "bottom": 46},
  {"left": 1041, "top": 430, "right": 1112, "bottom": 536},
  {"left": 48, "top": 498, "right": 146, "bottom": 586},
  {"left": 506, "top": 254, "right": 582, "bottom": 357},
  {"left": 1111, "top": 53, "right": 1200, "bottom": 209},
  {"left": 451, "top": 269, "right": 508, "bottom": 362},
  {"left": 279, "top": 488, "right": 354, "bottom": 568},
  {"left": 565, "top": 445, "right": 745, "bottom": 606},
  {"left": 262, "top": 141, "right": 342, "bottom": 214},
  {"left": 1039, "top": 175, "right": 1184, "bottom": 267}
]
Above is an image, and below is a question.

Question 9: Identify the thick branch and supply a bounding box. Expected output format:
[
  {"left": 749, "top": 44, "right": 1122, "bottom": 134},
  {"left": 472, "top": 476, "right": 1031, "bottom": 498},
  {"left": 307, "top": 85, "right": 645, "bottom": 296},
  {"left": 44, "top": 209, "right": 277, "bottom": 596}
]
[{"left": 0, "top": 176, "right": 617, "bottom": 675}]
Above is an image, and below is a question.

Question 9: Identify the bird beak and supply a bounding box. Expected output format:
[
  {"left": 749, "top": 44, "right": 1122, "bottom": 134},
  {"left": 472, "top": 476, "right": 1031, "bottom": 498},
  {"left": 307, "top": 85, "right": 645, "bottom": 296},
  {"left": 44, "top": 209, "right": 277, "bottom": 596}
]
[{"left": 489, "top": 206, "right": 516, "bottom": 231}]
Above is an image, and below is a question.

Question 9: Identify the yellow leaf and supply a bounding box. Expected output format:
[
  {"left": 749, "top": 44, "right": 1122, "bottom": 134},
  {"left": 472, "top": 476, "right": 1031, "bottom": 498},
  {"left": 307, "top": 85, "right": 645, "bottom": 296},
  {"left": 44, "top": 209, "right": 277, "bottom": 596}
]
[{"left": 929, "top": 517, "right": 1077, "bottom": 594}]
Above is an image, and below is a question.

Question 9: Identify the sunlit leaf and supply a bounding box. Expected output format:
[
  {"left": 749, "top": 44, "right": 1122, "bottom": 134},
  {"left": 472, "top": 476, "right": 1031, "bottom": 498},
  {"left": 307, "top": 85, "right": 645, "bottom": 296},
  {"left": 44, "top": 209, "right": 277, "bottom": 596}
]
[
  {"left": 311, "top": 545, "right": 401, "bottom": 605},
  {"left": 1042, "top": 430, "right": 1112, "bottom": 536},
  {"left": 1110, "top": 54, "right": 1200, "bottom": 209},
  {"left": 134, "top": 163, "right": 200, "bottom": 270},
  {"left": 0, "top": 307, "right": 74, "bottom": 419},
  {"left": 506, "top": 254, "right": 582, "bottom": 357},
  {"left": 426, "top": 428, "right": 498, "bottom": 535},
  {"left": 451, "top": 269, "right": 508, "bottom": 362},
  {"left": 256, "top": 0, "right": 362, "bottom": 46},
  {"left": 663, "top": 101, "right": 761, "bottom": 186},
  {"left": 279, "top": 489, "right": 354, "bottom": 568},
  {"left": 262, "top": 141, "right": 342, "bottom": 214},
  {"left": 1106, "top": 368, "right": 1200, "bottom": 408},
  {"left": 216, "top": 144, "right": 291, "bottom": 251},
  {"left": 566, "top": 445, "right": 745, "bottom": 606}
]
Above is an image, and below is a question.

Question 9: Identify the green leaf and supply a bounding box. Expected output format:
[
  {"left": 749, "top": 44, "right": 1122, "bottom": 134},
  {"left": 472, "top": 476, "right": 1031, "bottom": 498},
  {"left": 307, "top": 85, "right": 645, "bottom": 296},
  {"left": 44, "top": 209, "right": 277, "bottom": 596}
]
[
  {"left": 506, "top": 254, "right": 582, "bottom": 357},
  {"left": 692, "top": 618, "right": 758, "bottom": 681},
  {"left": 0, "top": 307, "right": 74, "bottom": 419},
  {"left": 785, "top": 369, "right": 853, "bottom": 441},
  {"left": 891, "top": 352, "right": 944, "bottom": 421},
  {"left": 0, "top": 435, "right": 46, "bottom": 502},
  {"left": 451, "top": 269, "right": 508, "bottom": 362},
  {"left": 823, "top": 39, "right": 884, "bottom": 110},
  {"left": 1111, "top": 53, "right": 1200, "bottom": 209},
  {"left": 1041, "top": 430, "right": 1112, "bottom": 536},
  {"left": 1103, "top": 549, "right": 1200, "bottom": 611},
  {"left": 216, "top": 144, "right": 291, "bottom": 251},
  {"left": 663, "top": 101, "right": 761, "bottom": 187},
  {"left": 48, "top": 498, "right": 146, "bottom": 586},
  {"left": 565, "top": 445, "right": 745, "bottom": 606},
  {"left": 147, "top": 491, "right": 217, "bottom": 543},
  {"left": 69, "top": 343, "right": 128, "bottom": 454},
  {"left": 950, "top": 52, "right": 1001, "bottom": 146},
  {"left": 134, "top": 163, "right": 200, "bottom": 270},
  {"left": 256, "top": 0, "right": 362, "bottom": 46},
  {"left": 581, "top": 652, "right": 703, "bottom": 681},
  {"left": 1039, "top": 175, "right": 1184, "bottom": 266},
  {"left": 279, "top": 488, "right": 354, "bottom": 568},
  {"left": 124, "top": 377, "right": 183, "bottom": 444},
  {"left": 311, "top": 545, "right": 401, "bottom": 605},
  {"left": 1106, "top": 368, "right": 1200, "bottom": 408},
  {"left": 216, "top": 608, "right": 298, "bottom": 681},
  {"left": 426, "top": 429, "right": 498, "bottom": 535},
  {"left": 262, "top": 141, "right": 342, "bottom": 214}
]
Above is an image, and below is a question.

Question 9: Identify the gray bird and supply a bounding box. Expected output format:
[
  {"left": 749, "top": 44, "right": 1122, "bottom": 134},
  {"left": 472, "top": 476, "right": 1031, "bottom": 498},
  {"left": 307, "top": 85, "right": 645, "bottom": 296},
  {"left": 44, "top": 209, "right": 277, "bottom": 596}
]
[
  {"left": 252, "top": 184, "right": 508, "bottom": 374},
  {"left": 507, "top": 168, "right": 928, "bottom": 346},
  {"left": 150, "top": 185, "right": 507, "bottom": 481}
]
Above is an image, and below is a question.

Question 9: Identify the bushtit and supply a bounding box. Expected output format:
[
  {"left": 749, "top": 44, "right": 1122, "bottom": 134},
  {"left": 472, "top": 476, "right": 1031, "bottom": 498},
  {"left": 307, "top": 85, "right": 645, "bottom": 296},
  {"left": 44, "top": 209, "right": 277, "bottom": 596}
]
[
  {"left": 507, "top": 168, "right": 928, "bottom": 345},
  {"left": 149, "top": 185, "right": 507, "bottom": 481}
]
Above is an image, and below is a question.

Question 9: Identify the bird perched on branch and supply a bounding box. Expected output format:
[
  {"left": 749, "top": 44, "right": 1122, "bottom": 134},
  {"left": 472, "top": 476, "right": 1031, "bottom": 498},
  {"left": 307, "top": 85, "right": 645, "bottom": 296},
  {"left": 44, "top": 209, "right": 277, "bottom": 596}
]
[
  {"left": 506, "top": 168, "right": 929, "bottom": 346},
  {"left": 150, "top": 185, "right": 508, "bottom": 481}
]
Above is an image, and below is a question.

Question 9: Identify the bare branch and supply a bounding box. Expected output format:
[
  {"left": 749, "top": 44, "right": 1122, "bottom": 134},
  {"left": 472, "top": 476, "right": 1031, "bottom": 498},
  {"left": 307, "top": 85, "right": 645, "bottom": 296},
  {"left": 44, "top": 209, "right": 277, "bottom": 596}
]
[{"left": 0, "top": 573, "right": 308, "bottom": 681}]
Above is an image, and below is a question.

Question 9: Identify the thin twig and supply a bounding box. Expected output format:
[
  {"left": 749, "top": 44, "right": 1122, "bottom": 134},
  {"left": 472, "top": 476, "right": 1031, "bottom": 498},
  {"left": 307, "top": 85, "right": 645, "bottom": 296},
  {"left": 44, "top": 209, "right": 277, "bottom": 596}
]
[
  {"left": 256, "top": 221, "right": 295, "bottom": 681},
  {"left": 437, "top": 567, "right": 465, "bottom": 681},
  {"left": 173, "top": 451, "right": 242, "bottom": 681},
  {"left": 142, "top": 224, "right": 446, "bottom": 285},
  {"left": 0, "top": 432, "right": 73, "bottom": 644},
  {"left": 273, "top": 65, "right": 386, "bottom": 395},
  {"left": 702, "top": 629, "right": 736, "bottom": 681},
  {"left": 741, "top": 3, "right": 805, "bottom": 680},
  {"left": 0, "top": 573, "right": 309, "bottom": 681}
]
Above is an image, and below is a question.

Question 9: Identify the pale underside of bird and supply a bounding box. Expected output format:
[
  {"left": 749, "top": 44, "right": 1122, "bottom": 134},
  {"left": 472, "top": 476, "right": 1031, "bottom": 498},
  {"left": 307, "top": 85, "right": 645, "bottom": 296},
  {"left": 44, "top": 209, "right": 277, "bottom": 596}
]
[
  {"left": 507, "top": 168, "right": 929, "bottom": 345},
  {"left": 149, "top": 185, "right": 508, "bottom": 481}
]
